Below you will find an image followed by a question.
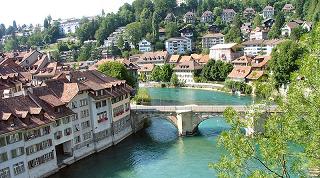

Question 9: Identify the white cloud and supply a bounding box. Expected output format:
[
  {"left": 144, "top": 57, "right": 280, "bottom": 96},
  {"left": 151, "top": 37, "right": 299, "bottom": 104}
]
[{"left": 0, "top": 0, "right": 134, "bottom": 26}]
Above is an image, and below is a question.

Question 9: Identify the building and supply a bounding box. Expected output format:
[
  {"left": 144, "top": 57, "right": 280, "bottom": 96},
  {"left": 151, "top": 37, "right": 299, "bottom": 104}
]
[
  {"left": 302, "top": 21, "right": 313, "bottom": 32},
  {"left": 184, "top": 12, "right": 196, "bottom": 24},
  {"left": 249, "top": 27, "right": 269, "bottom": 40},
  {"left": 0, "top": 70, "right": 134, "bottom": 178},
  {"left": 208, "top": 24, "right": 221, "bottom": 33},
  {"left": 201, "top": 11, "right": 214, "bottom": 23},
  {"left": 228, "top": 66, "right": 252, "bottom": 82},
  {"left": 282, "top": 4, "right": 295, "bottom": 13},
  {"left": 281, "top": 22, "right": 300, "bottom": 36},
  {"left": 136, "top": 51, "right": 169, "bottom": 66},
  {"left": 165, "top": 13, "right": 176, "bottom": 22},
  {"left": 243, "top": 8, "right": 256, "bottom": 20},
  {"left": 159, "top": 28, "right": 166, "bottom": 41},
  {"left": 263, "top": 6, "right": 274, "bottom": 19},
  {"left": 138, "top": 39, "right": 152, "bottom": 53},
  {"left": 242, "top": 39, "right": 285, "bottom": 56},
  {"left": 179, "top": 25, "right": 194, "bottom": 38},
  {"left": 176, "top": 0, "right": 187, "bottom": 6},
  {"left": 103, "top": 27, "right": 126, "bottom": 48},
  {"left": 138, "top": 64, "right": 155, "bottom": 81},
  {"left": 209, "top": 43, "right": 242, "bottom": 62},
  {"left": 58, "top": 18, "right": 80, "bottom": 34},
  {"left": 173, "top": 60, "right": 203, "bottom": 83},
  {"left": 221, "top": 9, "right": 236, "bottom": 23},
  {"left": 168, "top": 55, "right": 181, "bottom": 64},
  {"left": 165, "top": 37, "right": 192, "bottom": 55},
  {"left": 202, "top": 33, "right": 225, "bottom": 49},
  {"left": 263, "top": 18, "right": 275, "bottom": 29},
  {"left": 231, "top": 55, "right": 255, "bottom": 66}
]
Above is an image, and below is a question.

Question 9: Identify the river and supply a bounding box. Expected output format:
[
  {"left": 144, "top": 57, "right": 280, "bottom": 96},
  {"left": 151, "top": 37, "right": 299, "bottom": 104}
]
[{"left": 50, "top": 88, "right": 254, "bottom": 178}]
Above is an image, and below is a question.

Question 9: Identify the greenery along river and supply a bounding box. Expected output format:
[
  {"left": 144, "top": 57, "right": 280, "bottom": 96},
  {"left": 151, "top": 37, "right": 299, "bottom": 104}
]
[{"left": 50, "top": 88, "right": 254, "bottom": 178}]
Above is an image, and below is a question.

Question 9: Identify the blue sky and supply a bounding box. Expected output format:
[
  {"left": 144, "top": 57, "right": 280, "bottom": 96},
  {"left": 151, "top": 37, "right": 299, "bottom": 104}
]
[{"left": 0, "top": 0, "right": 134, "bottom": 26}]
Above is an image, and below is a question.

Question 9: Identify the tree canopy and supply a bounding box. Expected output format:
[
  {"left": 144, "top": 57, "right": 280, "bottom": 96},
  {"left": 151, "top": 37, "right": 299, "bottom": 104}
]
[{"left": 98, "top": 61, "right": 135, "bottom": 86}]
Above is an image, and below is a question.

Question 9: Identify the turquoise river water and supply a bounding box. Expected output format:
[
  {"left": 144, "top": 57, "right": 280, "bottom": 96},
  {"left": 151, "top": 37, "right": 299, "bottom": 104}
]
[{"left": 50, "top": 88, "right": 255, "bottom": 178}]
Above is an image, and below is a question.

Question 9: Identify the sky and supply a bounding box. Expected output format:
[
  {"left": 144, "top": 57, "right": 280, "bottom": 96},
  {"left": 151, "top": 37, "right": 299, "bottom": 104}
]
[{"left": 0, "top": 0, "right": 134, "bottom": 27}]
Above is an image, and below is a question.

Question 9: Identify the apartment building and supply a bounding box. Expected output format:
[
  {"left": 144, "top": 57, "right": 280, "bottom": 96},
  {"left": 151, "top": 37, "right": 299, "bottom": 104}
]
[
  {"left": 173, "top": 60, "right": 203, "bottom": 83},
  {"left": 221, "top": 9, "right": 236, "bottom": 23},
  {"left": 165, "top": 37, "right": 192, "bottom": 55},
  {"left": 202, "top": 33, "right": 225, "bottom": 49},
  {"left": 263, "top": 6, "right": 274, "bottom": 19},
  {"left": 0, "top": 70, "right": 133, "bottom": 178},
  {"left": 242, "top": 39, "right": 285, "bottom": 56}
]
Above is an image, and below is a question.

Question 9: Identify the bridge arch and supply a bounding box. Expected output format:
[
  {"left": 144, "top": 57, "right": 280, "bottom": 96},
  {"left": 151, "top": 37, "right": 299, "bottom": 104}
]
[{"left": 137, "top": 112, "right": 179, "bottom": 130}]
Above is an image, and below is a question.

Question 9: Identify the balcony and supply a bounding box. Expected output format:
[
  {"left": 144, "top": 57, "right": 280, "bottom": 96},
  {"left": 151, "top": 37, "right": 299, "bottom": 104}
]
[{"left": 98, "top": 117, "right": 108, "bottom": 124}]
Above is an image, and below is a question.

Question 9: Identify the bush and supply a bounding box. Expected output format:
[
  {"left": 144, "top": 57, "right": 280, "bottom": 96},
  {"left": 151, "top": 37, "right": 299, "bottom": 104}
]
[
  {"left": 225, "top": 80, "right": 252, "bottom": 95},
  {"left": 133, "top": 88, "right": 151, "bottom": 105}
]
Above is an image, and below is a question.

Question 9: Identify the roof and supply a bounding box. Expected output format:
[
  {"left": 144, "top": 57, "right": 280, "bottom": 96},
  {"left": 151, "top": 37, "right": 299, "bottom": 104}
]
[
  {"left": 168, "top": 55, "right": 181, "bottom": 63},
  {"left": 223, "top": 9, "right": 236, "bottom": 13},
  {"left": 242, "top": 39, "right": 285, "bottom": 46},
  {"left": 283, "top": 4, "right": 295, "bottom": 10},
  {"left": 138, "top": 51, "right": 169, "bottom": 63},
  {"left": 210, "top": 43, "right": 238, "bottom": 50},
  {"left": 174, "top": 60, "right": 203, "bottom": 71},
  {"left": 263, "top": 6, "right": 274, "bottom": 11},
  {"left": 228, "top": 66, "right": 252, "bottom": 79},
  {"left": 285, "top": 22, "right": 300, "bottom": 29},
  {"left": 198, "top": 55, "right": 210, "bottom": 64},
  {"left": 232, "top": 55, "right": 254, "bottom": 65},
  {"left": 202, "top": 11, "right": 213, "bottom": 17},
  {"left": 165, "top": 13, "right": 176, "bottom": 20},
  {"left": 202, "top": 33, "right": 224, "bottom": 38},
  {"left": 179, "top": 56, "right": 193, "bottom": 63},
  {"left": 185, "top": 11, "right": 195, "bottom": 17},
  {"left": 166, "top": 36, "right": 191, "bottom": 42},
  {"left": 138, "top": 64, "right": 155, "bottom": 72},
  {"left": 246, "top": 70, "right": 264, "bottom": 80},
  {"left": 251, "top": 55, "right": 271, "bottom": 68}
]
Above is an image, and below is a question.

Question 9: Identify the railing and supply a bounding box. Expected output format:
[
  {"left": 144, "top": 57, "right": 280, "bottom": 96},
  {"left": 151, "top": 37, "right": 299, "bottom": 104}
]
[{"left": 131, "top": 105, "right": 277, "bottom": 113}]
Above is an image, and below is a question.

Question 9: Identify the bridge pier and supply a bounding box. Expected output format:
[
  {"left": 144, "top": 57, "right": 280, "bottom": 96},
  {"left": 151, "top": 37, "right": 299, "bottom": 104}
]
[{"left": 176, "top": 110, "right": 197, "bottom": 136}]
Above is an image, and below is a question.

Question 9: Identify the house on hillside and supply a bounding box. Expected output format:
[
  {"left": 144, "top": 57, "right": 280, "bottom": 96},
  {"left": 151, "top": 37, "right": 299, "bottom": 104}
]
[
  {"left": 165, "top": 37, "right": 192, "bottom": 55},
  {"left": 165, "top": 13, "right": 176, "bottom": 22},
  {"left": 139, "top": 39, "right": 152, "bottom": 53},
  {"left": 242, "top": 39, "right": 284, "bottom": 56},
  {"left": 208, "top": 24, "right": 221, "bottom": 33},
  {"left": 243, "top": 8, "right": 256, "bottom": 20},
  {"left": 173, "top": 60, "right": 203, "bottom": 83},
  {"left": 136, "top": 51, "right": 169, "bottom": 66},
  {"left": 222, "top": 9, "right": 236, "bottom": 23},
  {"left": 201, "top": 11, "right": 214, "bottom": 23},
  {"left": 249, "top": 27, "right": 269, "bottom": 40},
  {"left": 302, "top": 21, "right": 313, "bottom": 32},
  {"left": 263, "top": 6, "right": 274, "bottom": 19},
  {"left": 138, "top": 64, "right": 155, "bottom": 81},
  {"left": 179, "top": 25, "right": 194, "bottom": 38},
  {"left": 209, "top": 43, "right": 242, "bottom": 62},
  {"left": 184, "top": 12, "right": 196, "bottom": 24},
  {"left": 228, "top": 66, "right": 252, "bottom": 82},
  {"left": 202, "top": 33, "right": 225, "bottom": 49},
  {"left": 282, "top": 4, "right": 295, "bottom": 13},
  {"left": 263, "top": 18, "right": 275, "bottom": 29},
  {"left": 281, "top": 21, "right": 300, "bottom": 36}
]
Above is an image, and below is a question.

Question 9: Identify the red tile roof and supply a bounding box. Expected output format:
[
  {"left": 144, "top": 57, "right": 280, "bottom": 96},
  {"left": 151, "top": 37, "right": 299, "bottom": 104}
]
[{"left": 228, "top": 66, "right": 252, "bottom": 79}]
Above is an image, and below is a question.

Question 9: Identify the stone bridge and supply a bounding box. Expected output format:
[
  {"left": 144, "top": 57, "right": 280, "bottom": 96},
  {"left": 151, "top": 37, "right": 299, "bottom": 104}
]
[{"left": 130, "top": 105, "right": 277, "bottom": 136}]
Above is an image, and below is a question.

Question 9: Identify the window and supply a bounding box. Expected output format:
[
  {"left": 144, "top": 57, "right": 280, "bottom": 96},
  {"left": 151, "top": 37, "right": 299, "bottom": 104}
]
[
  {"left": 80, "top": 99, "right": 88, "bottom": 107},
  {"left": 97, "top": 111, "right": 108, "bottom": 123},
  {"left": 81, "top": 121, "right": 90, "bottom": 130},
  {"left": 6, "top": 132, "right": 22, "bottom": 144},
  {"left": 11, "top": 147, "right": 24, "bottom": 158},
  {"left": 95, "top": 102, "right": 101, "bottom": 109},
  {"left": 64, "top": 128, "right": 72, "bottom": 136},
  {"left": 0, "top": 167, "right": 10, "bottom": 178},
  {"left": 83, "top": 132, "right": 91, "bottom": 141},
  {"left": 54, "top": 131, "right": 63, "bottom": 140},
  {"left": 81, "top": 109, "right": 89, "bottom": 118},
  {"left": 63, "top": 116, "right": 70, "bottom": 124},
  {"left": 28, "top": 151, "right": 54, "bottom": 169},
  {"left": 0, "top": 152, "right": 8, "bottom": 163},
  {"left": 73, "top": 124, "right": 80, "bottom": 132},
  {"left": 74, "top": 136, "right": 81, "bottom": 144},
  {"left": 13, "top": 162, "right": 25, "bottom": 175},
  {"left": 101, "top": 100, "right": 107, "bottom": 107},
  {"left": 42, "top": 126, "right": 50, "bottom": 135},
  {"left": 71, "top": 101, "right": 77, "bottom": 109},
  {"left": 0, "top": 137, "right": 6, "bottom": 147},
  {"left": 54, "top": 119, "right": 61, "bottom": 127}
]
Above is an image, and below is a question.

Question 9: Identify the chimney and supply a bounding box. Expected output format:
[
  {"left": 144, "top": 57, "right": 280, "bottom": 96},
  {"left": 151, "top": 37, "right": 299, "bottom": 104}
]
[{"left": 66, "top": 72, "right": 71, "bottom": 82}]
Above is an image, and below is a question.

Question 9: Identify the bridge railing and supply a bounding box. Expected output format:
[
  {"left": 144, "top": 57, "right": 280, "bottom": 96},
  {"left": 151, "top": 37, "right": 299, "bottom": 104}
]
[{"left": 130, "top": 105, "right": 250, "bottom": 113}]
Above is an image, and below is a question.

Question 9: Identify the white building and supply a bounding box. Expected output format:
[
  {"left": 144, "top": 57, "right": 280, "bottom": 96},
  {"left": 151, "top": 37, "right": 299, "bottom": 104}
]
[
  {"left": 176, "top": 0, "right": 187, "bottom": 6},
  {"left": 281, "top": 22, "right": 300, "bottom": 36},
  {"left": 173, "top": 60, "right": 203, "bottom": 83},
  {"left": 202, "top": 33, "right": 225, "bottom": 49},
  {"left": 139, "top": 39, "right": 152, "bottom": 52},
  {"left": 104, "top": 27, "right": 126, "bottom": 48},
  {"left": 249, "top": 27, "right": 269, "bottom": 40},
  {"left": 242, "top": 39, "right": 285, "bottom": 56},
  {"left": 58, "top": 18, "right": 80, "bottom": 34},
  {"left": 209, "top": 43, "right": 242, "bottom": 62},
  {"left": 165, "top": 37, "right": 192, "bottom": 55},
  {"left": 263, "top": 6, "right": 274, "bottom": 19}
]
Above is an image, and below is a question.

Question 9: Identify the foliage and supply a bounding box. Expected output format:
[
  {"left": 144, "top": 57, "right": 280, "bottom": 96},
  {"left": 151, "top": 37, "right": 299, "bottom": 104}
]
[
  {"left": 225, "top": 15, "right": 242, "bottom": 43},
  {"left": 268, "top": 12, "right": 285, "bottom": 39},
  {"left": 124, "top": 22, "right": 143, "bottom": 47},
  {"left": 253, "top": 14, "right": 263, "bottom": 28},
  {"left": 225, "top": 80, "right": 253, "bottom": 94},
  {"left": 4, "top": 37, "right": 18, "bottom": 51},
  {"left": 201, "top": 60, "right": 233, "bottom": 82},
  {"left": 269, "top": 40, "right": 305, "bottom": 88},
  {"left": 133, "top": 88, "right": 151, "bottom": 104},
  {"left": 160, "top": 64, "right": 173, "bottom": 82},
  {"left": 165, "top": 22, "right": 179, "bottom": 39},
  {"left": 98, "top": 61, "right": 135, "bottom": 86},
  {"left": 77, "top": 43, "right": 101, "bottom": 61},
  {"left": 170, "top": 73, "right": 180, "bottom": 87},
  {"left": 290, "top": 26, "right": 307, "bottom": 41},
  {"left": 151, "top": 65, "right": 162, "bottom": 82}
]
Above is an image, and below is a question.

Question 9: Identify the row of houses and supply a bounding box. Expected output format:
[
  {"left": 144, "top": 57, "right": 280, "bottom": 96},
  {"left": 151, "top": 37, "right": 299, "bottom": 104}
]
[{"left": 0, "top": 51, "right": 134, "bottom": 178}]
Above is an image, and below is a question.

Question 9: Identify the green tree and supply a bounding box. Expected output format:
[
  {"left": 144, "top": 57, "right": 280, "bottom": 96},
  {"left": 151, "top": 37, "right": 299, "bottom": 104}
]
[
  {"left": 225, "top": 15, "right": 242, "bottom": 43},
  {"left": 165, "top": 22, "right": 179, "bottom": 39},
  {"left": 98, "top": 61, "right": 135, "bottom": 86},
  {"left": 268, "top": 12, "right": 285, "bottom": 39},
  {"left": 253, "top": 14, "right": 263, "bottom": 28},
  {"left": 124, "top": 22, "right": 143, "bottom": 47},
  {"left": 170, "top": 73, "right": 179, "bottom": 87},
  {"left": 57, "top": 41, "right": 69, "bottom": 52},
  {"left": 0, "top": 24, "right": 6, "bottom": 39},
  {"left": 151, "top": 65, "right": 162, "bottom": 82},
  {"left": 269, "top": 40, "right": 304, "bottom": 88},
  {"left": 160, "top": 64, "right": 173, "bottom": 82},
  {"left": 4, "top": 37, "right": 18, "bottom": 51},
  {"left": 290, "top": 26, "right": 307, "bottom": 41},
  {"left": 43, "top": 18, "right": 49, "bottom": 29},
  {"left": 212, "top": 24, "right": 320, "bottom": 177},
  {"left": 77, "top": 44, "right": 93, "bottom": 61}
]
